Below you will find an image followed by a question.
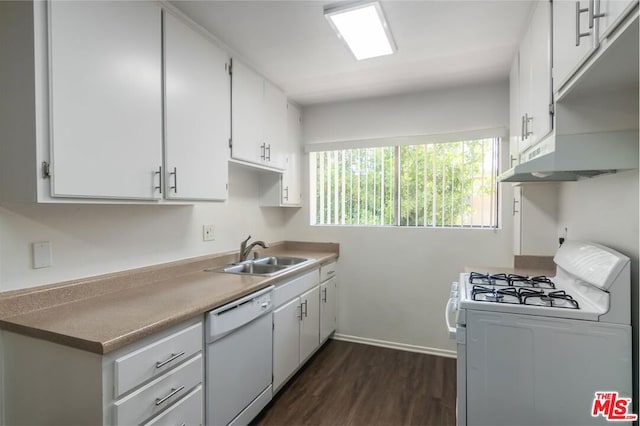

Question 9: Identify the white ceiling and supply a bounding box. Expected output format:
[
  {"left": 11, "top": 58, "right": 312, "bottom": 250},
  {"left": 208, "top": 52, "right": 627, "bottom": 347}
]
[{"left": 170, "top": 1, "right": 535, "bottom": 105}]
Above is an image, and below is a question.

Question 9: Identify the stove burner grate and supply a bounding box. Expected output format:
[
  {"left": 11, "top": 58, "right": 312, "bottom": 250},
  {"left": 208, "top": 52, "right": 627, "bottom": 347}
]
[
  {"left": 472, "top": 285, "right": 520, "bottom": 304},
  {"left": 521, "top": 290, "right": 580, "bottom": 309},
  {"left": 469, "top": 284, "right": 579, "bottom": 309},
  {"left": 469, "top": 272, "right": 556, "bottom": 289}
]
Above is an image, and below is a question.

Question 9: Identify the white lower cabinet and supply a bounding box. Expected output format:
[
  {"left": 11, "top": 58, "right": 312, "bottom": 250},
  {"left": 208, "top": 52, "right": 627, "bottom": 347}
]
[
  {"left": 320, "top": 276, "right": 338, "bottom": 343},
  {"left": 272, "top": 269, "right": 322, "bottom": 391},
  {"left": 1, "top": 318, "right": 204, "bottom": 425},
  {"left": 144, "top": 385, "right": 204, "bottom": 426},
  {"left": 299, "top": 286, "right": 321, "bottom": 362},
  {"left": 114, "top": 354, "right": 203, "bottom": 425},
  {"left": 273, "top": 298, "right": 304, "bottom": 390}
]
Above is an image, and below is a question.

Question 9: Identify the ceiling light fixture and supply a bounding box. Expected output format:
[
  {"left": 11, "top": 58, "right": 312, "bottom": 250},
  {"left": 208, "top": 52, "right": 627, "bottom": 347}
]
[{"left": 324, "top": 1, "right": 396, "bottom": 61}]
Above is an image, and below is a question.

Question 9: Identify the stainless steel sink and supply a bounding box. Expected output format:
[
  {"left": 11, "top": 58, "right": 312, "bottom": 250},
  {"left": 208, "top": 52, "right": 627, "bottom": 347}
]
[
  {"left": 220, "top": 263, "right": 287, "bottom": 275},
  {"left": 207, "top": 256, "right": 311, "bottom": 276},
  {"left": 253, "top": 256, "right": 309, "bottom": 266}
]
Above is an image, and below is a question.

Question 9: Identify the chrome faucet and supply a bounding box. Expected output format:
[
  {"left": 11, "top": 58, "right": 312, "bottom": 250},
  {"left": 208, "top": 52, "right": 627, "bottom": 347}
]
[{"left": 239, "top": 235, "right": 269, "bottom": 262}]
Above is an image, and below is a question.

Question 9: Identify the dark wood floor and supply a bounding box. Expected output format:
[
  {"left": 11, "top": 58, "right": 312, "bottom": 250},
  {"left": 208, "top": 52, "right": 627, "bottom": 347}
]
[{"left": 254, "top": 339, "right": 457, "bottom": 426}]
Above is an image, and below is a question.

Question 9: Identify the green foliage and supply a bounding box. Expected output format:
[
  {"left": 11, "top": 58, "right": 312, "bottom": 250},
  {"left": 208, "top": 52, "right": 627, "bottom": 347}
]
[{"left": 314, "top": 139, "right": 497, "bottom": 227}]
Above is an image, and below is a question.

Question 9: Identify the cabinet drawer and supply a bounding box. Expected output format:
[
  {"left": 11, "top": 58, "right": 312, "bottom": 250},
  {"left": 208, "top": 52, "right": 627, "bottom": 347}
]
[
  {"left": 273, "top": 269, "right": 319, "bottom": 308},
  {"left": 114, "top": 322, "right": 202, "bottom": 397},
  {"left": 320, "top": 262, "right": 337, "bottom": 283},
  {"left": 143, "top": 384, "right": 203, "bottom": 426},
  {"left": 114, "top": 353, "right": 203, "bottom": 425}
]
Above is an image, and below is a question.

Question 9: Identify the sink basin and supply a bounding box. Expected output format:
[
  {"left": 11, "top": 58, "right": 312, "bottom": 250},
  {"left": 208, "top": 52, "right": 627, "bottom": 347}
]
[
  {"left": 253, "top": 256, "right": 309, "bottom": 266},
  {"left": 219, "top": 262, "right": 288, "bottom": 275},
  {"left": 206, "top": 256, "right": 311, "bottom": 276}
]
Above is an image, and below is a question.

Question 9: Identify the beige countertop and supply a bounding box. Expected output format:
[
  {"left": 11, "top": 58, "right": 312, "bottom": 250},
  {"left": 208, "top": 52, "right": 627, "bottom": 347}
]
[{"left": 0, "top": 241, "right": 338, "bottom": 354}]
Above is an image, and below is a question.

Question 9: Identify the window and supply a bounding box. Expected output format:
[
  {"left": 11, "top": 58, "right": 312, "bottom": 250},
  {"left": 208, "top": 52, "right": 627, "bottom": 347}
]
[{"left": 310, "top": 138, "right": 500, "bottom": 228}]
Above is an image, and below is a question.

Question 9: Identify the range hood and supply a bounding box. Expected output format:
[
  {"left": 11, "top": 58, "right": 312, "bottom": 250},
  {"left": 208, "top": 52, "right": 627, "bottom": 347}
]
[{"left": 499, "top": 130, "right": 639, "bottom": 183}]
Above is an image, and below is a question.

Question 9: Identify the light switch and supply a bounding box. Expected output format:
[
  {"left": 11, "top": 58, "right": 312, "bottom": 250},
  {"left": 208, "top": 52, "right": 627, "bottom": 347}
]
[{"left": 32, "top": 241, "right": 52, "bottom": 269}]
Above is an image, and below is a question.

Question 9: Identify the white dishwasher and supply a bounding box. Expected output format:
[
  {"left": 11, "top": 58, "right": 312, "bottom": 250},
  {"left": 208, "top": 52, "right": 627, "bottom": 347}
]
[{"left": 206, "top": 286, "right": 274, "bottom": 426}]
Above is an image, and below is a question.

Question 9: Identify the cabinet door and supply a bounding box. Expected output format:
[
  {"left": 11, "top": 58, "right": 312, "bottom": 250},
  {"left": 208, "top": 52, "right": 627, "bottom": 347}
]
[
  {"left": 518, "top": 35, "right": 532, "bottom": 152},
  {"left": 231, "top": 60, "right": 263, "bottom": 164},
  {"left": 299, "top": 286, "right": 320, "bottom": 363},
  {"left": 273, "top": 298, "right": 301, "bottom": 391},
  {"left": 48, "top": 1, "right": 162, "bottom": 199},
  {"left": 553, "top": 0, "right": 599, "bottom": 92},
  {"left": 283, "top": 103, "right": 302, "bottom": 205},
  {"left": 599, "top": 0, "right": 638, "bottom": 39},
  {"left": 164, "top": 12, "right": 229, "bottom": 201},
  {"left": 262, "top": 80, "right": 287, "bottom": 169},
  {"left": 320, "top": 277, "right": 337, "bottom": 342},
  {"left": 509, "top": 54, "right": 521, "bottom": 165},
  {"left": 512, "top": 186, "right": 522, "bottom": 255},
  {"left": 525, "top": 0, "right": 553, "bottom": 146}
]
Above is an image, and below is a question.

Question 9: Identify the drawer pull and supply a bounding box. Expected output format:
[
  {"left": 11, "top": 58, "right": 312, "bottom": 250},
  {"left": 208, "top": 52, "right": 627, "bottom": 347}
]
[
  {"left": 156, "top": 352, "right": 185, "bottom": 369},
  {"left": 179, "top": 423, "right": 186, "bottom": 426},
  {"left": 155, "top": 385, "right": 185, "bottom": 406},
  {"left": 327, "top": 270, "right": 335, "bottom": 276}
]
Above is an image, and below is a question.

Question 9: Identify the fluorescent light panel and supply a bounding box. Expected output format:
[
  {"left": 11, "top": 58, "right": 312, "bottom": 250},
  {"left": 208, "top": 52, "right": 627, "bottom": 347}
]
[{"left": 324, "top": 1, "right": 396, "bottom": 60}]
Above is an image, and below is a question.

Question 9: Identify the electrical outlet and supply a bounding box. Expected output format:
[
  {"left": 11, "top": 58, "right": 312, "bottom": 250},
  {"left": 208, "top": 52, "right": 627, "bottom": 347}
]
[{"left": 203, "top": 225, "right": 215, "bottom": 241}]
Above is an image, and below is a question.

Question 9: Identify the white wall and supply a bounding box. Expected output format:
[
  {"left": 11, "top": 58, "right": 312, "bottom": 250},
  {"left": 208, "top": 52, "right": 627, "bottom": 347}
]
[
  {"left": 284, "top": 81, "right": 513, "bottom": 355},
  {"left": 557, "top": 169, "right": 639, "bottom": 408},
  {"left": 0, "top": 165, "right": 287, "bottom": 292}
]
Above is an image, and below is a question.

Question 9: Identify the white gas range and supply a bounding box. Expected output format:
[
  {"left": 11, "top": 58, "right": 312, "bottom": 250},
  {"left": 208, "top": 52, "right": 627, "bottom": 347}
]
[{"left": 446, "top": 240, "right": 634, "bottom": 426}]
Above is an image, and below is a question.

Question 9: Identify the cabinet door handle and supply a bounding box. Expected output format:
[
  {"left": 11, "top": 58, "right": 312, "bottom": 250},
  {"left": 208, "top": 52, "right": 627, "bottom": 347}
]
[
  {"left": 513, "top": 198, "right": 520, "bottom": 216},
  {"left": 575, "top": 1, "right": 591, "bottom": 46},
  {"left": 154, "top": 166, "right": 162, "bottom": 194},
  {"left": 525, "top": 114, "right": 533, "bottom": 137},
  {"left": 510, "top": 156, "right": 517, "bottom": 167},
  {"left": 521, "top": 115, "right": 526, "bottom": 141},
  {"left": 303, "top": 300, "right": 308, "bottom": 318},
  {"left": 322, "top": 288, "right": 327, "bottom": 303},
  {"left": 155, "top": 351, "right": 185, "bottom": 368},
  {"left": 169, "top": 167, "right": 178, "bottom": 193},
  {"left": 260, "top": 143, "right": 266, "bottom": 161},
  {"left": 283, "top": 186, "right": 289, "bottom": 201},
  {"left": 588, "top": 0, "right": 605, "bottom": 29},
  {"left": 266, "top": 144, "right": 271, "bottom": 162},
  {"left": 155, "top": 385, "right": 185, "bottom": 406},
  {"left": 297, "top": 303, "right": 303, "bottom": 320}
]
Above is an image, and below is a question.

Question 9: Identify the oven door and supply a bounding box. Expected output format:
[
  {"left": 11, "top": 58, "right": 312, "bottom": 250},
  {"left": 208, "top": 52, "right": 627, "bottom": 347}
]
[
  {"left": 455, "top": 322, "right": 467, "bottom": 426},
  {"left": 445, "top": 282, "right": 466, "bottom": 426}
]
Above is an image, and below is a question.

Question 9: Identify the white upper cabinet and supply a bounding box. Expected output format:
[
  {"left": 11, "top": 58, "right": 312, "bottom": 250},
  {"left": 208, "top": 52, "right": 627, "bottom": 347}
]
[
  {"left": 598, "top": 0, "right": 639, "bottom": 39},
  {"left": 553, "top": 0, "right": 600, "bottom": 92},
  {"left": 231, "top": 59, "right": 286, "bottom": 170},
  {"left": 283, "top": 103, "right": 302, "bottom": 205},
  {"left": 263, "top": 80, "right": 287, "bottom": 170},
  {"left": 259, "top": 102, "right": 302, "bottom": 207},
  {"left": 231, "top": 60, "right": 264, "bottom": 165},
  {"left": 48, "top": 1, "right": 163, "bottom": 200},
  {"left": 164, "top": 11, "right": 230, "bottom": 201},
  {"left": 518, "top": 0, "right": 552, "bottom": 153},
  {"left": 508, "top": 55, "right": 520, "bottom": 166}
]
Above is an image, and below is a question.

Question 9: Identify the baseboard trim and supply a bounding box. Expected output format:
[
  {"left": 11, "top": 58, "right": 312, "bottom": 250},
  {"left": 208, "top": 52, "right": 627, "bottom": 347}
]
[{"left": 332, "top": 333, "right": 457, "bottom": 359}]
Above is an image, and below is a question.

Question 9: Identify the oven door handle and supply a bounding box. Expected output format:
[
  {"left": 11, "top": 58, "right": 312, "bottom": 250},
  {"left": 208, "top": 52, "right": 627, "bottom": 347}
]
[{"left": 445, "top": 297, "right": 457, "bottom": 339}]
